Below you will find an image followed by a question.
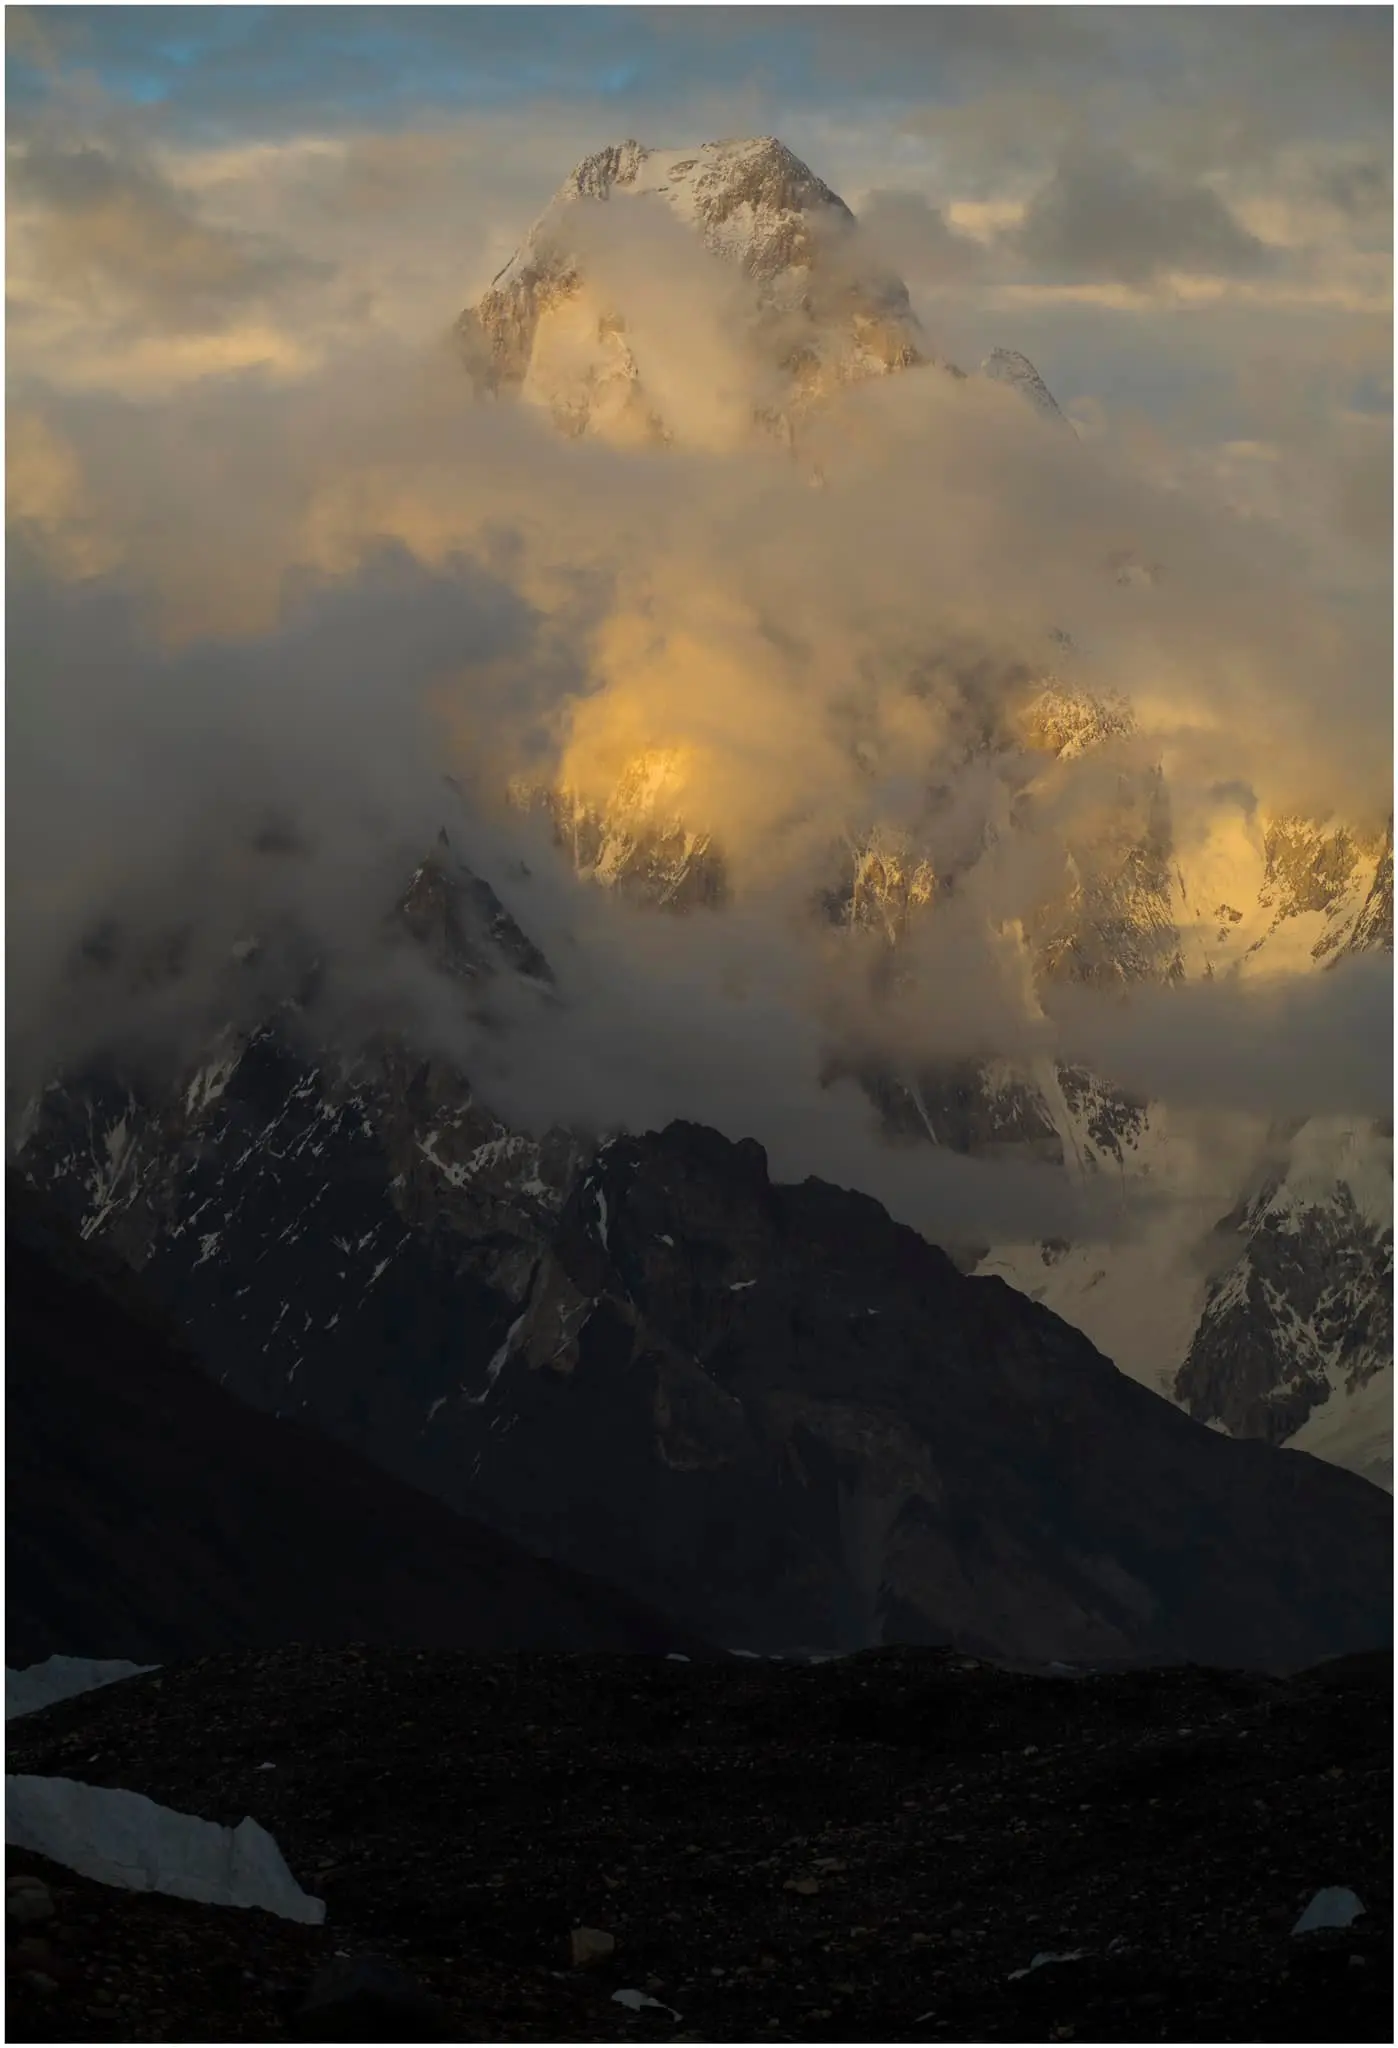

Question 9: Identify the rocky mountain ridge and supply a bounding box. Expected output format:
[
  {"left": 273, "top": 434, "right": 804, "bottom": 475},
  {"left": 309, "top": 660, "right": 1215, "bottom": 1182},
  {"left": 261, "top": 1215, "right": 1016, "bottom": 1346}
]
[
  {"left": 7, "top": 1174, "right": 714, "bottom": 1666},
  {"left": 14, "top": 982, "right": 1392, "bottom": 1670}
]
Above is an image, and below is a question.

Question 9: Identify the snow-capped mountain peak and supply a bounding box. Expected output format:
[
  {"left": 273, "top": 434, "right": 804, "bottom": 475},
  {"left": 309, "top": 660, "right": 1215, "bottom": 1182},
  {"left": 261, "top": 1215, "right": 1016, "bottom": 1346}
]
[
  {"left": 559, "top": 136, "right": 857, "bottom": 278},
  {"left": 458, "top": 135, "right": 927, "bottom": 443}
]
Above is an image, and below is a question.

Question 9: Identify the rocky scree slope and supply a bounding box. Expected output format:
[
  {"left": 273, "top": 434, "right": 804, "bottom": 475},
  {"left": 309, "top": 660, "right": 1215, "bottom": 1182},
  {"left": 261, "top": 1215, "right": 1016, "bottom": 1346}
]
[
  {"left": 5, "top": 1645, "right": 1391, "bottom": 2043},
  {"left": 5, "top": 1175, "right": 714, "bottom": 1667}
]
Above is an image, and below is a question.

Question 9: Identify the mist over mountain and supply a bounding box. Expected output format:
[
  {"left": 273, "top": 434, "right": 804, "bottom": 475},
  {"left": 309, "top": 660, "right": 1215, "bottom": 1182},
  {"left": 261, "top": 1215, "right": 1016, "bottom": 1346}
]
[
  {"left": 9, "top": 130, "right": 1392, "bottom": 1583},
  {"left": 5, "top": 25, "right": 1391, "bottom": 2038}
]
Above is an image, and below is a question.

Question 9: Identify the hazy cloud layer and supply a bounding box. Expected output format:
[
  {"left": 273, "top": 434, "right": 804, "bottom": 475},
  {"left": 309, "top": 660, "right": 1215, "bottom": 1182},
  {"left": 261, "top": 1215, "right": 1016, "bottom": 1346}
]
[
  {"left": 1047, "top": 955, "right": 1394, "bottom": 1122},
  {"left": 9, "top": 325, "right": 1390, "bottom": 1230}
]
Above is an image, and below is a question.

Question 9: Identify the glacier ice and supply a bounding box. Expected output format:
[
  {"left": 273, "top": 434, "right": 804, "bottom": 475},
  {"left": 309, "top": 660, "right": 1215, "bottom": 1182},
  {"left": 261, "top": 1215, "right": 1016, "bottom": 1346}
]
[
  {"left": 1292, "top": 1886, "right": 1366, "bottom": 1935},
  {"left": 7, "top": 1656, "right": 160, "bottom": 1721},
  {"left": 5, "top": 1775, "right": 326, "bottom": 1924}
]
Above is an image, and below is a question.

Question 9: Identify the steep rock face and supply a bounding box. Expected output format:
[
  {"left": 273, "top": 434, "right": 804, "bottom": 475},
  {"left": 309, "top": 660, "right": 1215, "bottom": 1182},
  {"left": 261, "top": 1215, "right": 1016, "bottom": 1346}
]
[
  {"left": 23, "top": 714, "right": 1385, "bottom": 1494},
  {"left": 382, "top": 1120, "right": 1390, "bottom": 1668},
  {"left": 834, "top": 1055, "right": 1070, "bottom": 1167},
  {"left": 512, "top": 754, "right": 729, "bottom": 911},
  {"left": 6, "top": 1176, "right": 712, "bottom": 1665},
  {"left": 457, "top": 137, "right": 927, "bottom": 444},
  {"left": 1016, "top": 678, "right": 1134, "bottom": 759},
  {"left": 891, "top": 783, "right": 1393, "bottom": 1480},
  {"left": 15, "top": 837, "right": 590, "bottom": 1465},
  {"left": 1240, "top": 814, "right": 1395, "bottom": 970},
  {"left": 1173, "top": 1121, "right": 1393, "bottom": 1483},
  {"left": 1033, "top": 770, "right": 1185, "bottom": 991},
  {"left": 400, "top": 829, "right": 554, "bottom": 985},
  {"left": 16, "top": 1056, "right": 1391, "bottom": 1664},
  {"left": 809, "top": 670, "right": 1177, "bottom": 1231},
  {"left": 19, "top": 1023, "right": 560, "bottom": 1432},
  {"left": 1154, "top": 820, "right": 1393, "bottom": 1483},
  {"left": 1340, "top": 815, "right": 1394, "bottom": 962}
]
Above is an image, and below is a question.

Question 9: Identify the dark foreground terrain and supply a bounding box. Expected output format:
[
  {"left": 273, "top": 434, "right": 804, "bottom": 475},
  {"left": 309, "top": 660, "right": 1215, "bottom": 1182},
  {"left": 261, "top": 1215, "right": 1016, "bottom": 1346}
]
[
  {"left": 6, "top": 1645, "right": 1390, "bottom": 2043},
  {"left": 6, "top": 1176, "right": 711, "bottom": 1664}
]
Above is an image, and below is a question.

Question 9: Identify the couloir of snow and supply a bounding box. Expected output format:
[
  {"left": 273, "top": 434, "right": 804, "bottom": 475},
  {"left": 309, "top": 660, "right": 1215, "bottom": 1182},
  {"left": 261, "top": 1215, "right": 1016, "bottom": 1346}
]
[{"left": 1287, "top": 1357, "right": 1393, "bottom": 1490}]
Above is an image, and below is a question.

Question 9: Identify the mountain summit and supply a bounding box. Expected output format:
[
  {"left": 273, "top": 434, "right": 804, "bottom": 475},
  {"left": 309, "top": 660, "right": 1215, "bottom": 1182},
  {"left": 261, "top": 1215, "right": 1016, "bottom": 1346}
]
[{"left": 456, "top": 136, "right": 927, "bottom": 443}]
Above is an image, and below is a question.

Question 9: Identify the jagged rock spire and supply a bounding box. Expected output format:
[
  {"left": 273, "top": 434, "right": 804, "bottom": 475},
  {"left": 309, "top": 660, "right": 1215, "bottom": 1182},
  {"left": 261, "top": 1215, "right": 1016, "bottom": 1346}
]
[{"left": 981, "top": 347, "right": 1074, "bottom": 432}]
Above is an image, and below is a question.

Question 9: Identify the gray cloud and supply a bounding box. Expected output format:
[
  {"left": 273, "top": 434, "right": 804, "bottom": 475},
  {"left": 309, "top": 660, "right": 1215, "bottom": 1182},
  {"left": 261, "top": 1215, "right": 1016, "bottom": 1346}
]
[
  {"left": 856, "top": 188, "right": 984, "bottom": 289},
  {"left": 1045, "top": 954, "right": 1393, "bottom": 1121},
  {"left": 9, "top": 135, "right": 331, "bottom": 331},
  {"left": 4, "top": 509, "right": 1093, "bottom": 1247},
  {"left": 1010, "top": 142, "right": 1274, "bottom": 287},
  {"left": 5, "top": 533, "right": 544, "bottom": 1092},
  {"left": 1315, "top": 154, "right": 1393, "bottom": 221},
  {"left": 1335, "top": 429, "right": 1394, "bottom": 555},
  {"left": 802, "top": 5, "right": 1111, "bottom": 89}
]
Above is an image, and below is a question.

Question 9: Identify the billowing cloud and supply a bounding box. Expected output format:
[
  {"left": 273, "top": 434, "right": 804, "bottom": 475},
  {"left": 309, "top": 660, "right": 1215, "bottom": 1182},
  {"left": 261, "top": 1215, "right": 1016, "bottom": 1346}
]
[
  {"left": 1046, "top": 954, "right": 1393, "bottom": 1122},
  {"left": 1010, "top": 142, "right": 1273, "bottom": 288},
  {"left": 856, "top": 188, "right": 984, "bottom": 289},
  {"left": 8, "top": 315, "right": 1387, "bottom": 1157},
  {"left": 8, "top": 133, "right": 330, "bottom": 332},
  {"left": 1316, "top": 153, "right": 1394, "bottom": 222}
]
